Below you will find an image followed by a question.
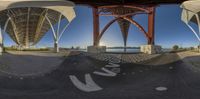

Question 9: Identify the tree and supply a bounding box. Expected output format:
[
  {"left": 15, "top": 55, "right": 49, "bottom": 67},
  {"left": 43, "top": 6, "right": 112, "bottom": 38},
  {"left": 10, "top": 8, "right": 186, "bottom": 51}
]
[
  {"left": 173, "top": 45, "right": 179, "bottom": 50},
  {"left": 190, "top": 47, "right": 194, "bottom": 50}
]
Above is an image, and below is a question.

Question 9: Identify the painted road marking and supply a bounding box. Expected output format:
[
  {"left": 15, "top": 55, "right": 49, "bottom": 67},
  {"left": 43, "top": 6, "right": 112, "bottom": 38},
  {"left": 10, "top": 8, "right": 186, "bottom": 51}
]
[
  {"left": 69, "top": 74, "right": 102, "bottom": 92},
  {"left": 109, "top": 60, "right": 121, "bottom": 64},
  {"left": 111, "top": 68, "right": 121, "bottom": 73},
  {"left": 169, "top": 66, "right": 173, "bottom": 69},
  {"left": 105, "top": 63, "right": 120, "bottom": 68},
  {"left": 93, "top": 67, "right": 117, "bottom": 77},
  {"left": 155, "top": 86, "right": 168, "bottom": 91}
]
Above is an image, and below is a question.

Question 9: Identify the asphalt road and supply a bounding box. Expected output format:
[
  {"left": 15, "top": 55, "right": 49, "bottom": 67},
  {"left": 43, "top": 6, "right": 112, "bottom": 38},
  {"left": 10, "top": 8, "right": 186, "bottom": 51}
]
[{"left": 0, "top": 52, "right": 200, "bottom": 99}]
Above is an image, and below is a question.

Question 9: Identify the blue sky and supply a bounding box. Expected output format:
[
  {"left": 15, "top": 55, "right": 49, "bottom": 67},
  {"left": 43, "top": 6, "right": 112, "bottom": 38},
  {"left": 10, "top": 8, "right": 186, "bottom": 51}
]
[{"left": 4, "top": 4, "right": 200, "bottom": 48}]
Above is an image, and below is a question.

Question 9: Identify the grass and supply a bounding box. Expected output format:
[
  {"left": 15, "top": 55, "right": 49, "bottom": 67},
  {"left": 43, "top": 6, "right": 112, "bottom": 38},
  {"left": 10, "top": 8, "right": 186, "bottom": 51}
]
[{"left": 4, "top": 47, "right": 49, "bottom": 51}]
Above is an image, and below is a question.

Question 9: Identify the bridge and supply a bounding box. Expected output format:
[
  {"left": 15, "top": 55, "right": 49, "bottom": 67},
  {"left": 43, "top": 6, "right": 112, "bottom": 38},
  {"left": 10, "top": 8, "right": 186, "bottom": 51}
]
[
  {"left": 0, "top": 0, "right": 186, "bottom": 55},
  {"left": 1, "top": 1, "right": 200, "bottom": 99},
  {"left": 69, "top": 0, "right": 186, "bottom": 54},
  {"left": 0, "top": 0, "right": 76, "bottom": 53}
]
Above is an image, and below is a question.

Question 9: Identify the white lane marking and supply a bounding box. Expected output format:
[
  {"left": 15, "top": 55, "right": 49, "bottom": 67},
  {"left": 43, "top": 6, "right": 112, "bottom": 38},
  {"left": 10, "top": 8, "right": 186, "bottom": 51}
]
[
  {"left": 93, "top": 67, "right": 117, "bottom": 77},
  {"left": 169, "top": 66, "right": 173, "bottom": 70},
  {"left": 155, "top": 86, "right": 168, "bottom": 91},
  {"left": 69, "top": 74, "right": 102, "bottom": 92},
  {"left": 109, "top": 60, "right": 121, "bottom": 64},
  {"left": 105, "top": 63, "right": 120, "bottom": 68},
  {"left": 20, "top": 77, "right": 23, "bottom": 80},
  {"left": 122, "top": 73, "right": 126, "bottom": 75},
  {"left": 111, "top": 68, "right": 121, "bottom": 73}
]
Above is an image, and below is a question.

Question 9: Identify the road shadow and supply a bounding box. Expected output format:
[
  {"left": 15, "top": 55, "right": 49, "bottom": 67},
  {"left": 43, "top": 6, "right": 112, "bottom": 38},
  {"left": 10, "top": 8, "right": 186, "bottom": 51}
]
[{"left": 0, "top": 52, "right": 200, "bottom": 99}]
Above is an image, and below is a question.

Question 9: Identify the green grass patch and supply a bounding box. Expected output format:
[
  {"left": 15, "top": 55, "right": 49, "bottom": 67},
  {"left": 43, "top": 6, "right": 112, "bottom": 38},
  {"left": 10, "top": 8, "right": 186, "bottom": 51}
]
[{"left": 4, "top": 47, "right": 49, "bottom": 51}]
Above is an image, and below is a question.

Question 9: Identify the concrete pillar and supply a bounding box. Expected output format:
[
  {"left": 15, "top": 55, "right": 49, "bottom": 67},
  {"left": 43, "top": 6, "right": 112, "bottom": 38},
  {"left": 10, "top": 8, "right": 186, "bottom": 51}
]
[
  {"left": 87, "top": 46, "right": 106, "bottom": 53},
  {"left": 140, "top": 45, "right": 162, "bottom": 54},
  {"left": 54, "top": 42, "right": 59, "bottom": 53}
]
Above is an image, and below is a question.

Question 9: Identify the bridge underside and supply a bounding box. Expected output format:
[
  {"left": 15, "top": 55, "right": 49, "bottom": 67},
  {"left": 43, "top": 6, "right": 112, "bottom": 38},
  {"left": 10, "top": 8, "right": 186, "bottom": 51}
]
[
  {"left": 87, "top": 4, "right": 162, "bottom": 54},
  {"left": 0, "top": 0, "right": 75, "bottom": 54},
  {"left": 69, "top": 0, "right": 186, "bottom": 5},
  {"left": 0, "top": 8, "right": 62, "bottom": 48},
  {"left": 0, "top": 0, "right": 185, "bottom": 54},
  {"left": 70, "top": 0, "right": 185, "bottom": 54}
]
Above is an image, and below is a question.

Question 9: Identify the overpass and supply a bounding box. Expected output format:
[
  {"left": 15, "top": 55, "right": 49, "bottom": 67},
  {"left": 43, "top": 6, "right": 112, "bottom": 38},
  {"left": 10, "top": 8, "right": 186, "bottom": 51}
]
[
  {"left": 0, "top": 0, "right": 76, "bottom": 54},
  {"left": 69, "top": 0, "right": 186, "bottom": 54},
  {"left": 0, "top": 0, "right": 187, "bottom": 55}
]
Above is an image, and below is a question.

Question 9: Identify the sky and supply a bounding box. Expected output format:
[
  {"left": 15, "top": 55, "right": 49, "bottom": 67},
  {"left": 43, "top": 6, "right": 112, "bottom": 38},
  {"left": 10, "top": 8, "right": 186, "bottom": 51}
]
[{"left": 3, "top": 4, "right": 200, "bottom": 49}]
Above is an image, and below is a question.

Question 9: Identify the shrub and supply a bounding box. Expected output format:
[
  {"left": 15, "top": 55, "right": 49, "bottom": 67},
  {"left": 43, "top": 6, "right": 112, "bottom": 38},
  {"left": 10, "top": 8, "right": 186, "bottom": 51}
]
[{"left": 173, "top": 45, "right": 179, "bottom": 50}]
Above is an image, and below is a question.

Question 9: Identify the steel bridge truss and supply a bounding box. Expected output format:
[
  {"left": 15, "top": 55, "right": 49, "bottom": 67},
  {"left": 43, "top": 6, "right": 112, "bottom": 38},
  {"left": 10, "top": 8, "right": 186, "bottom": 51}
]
[
  {"left": 92, "top": 5, "right": 156, "bottom": 49},
  {"left": 0, "top": 7, "right": 71, "bottom": 52}
]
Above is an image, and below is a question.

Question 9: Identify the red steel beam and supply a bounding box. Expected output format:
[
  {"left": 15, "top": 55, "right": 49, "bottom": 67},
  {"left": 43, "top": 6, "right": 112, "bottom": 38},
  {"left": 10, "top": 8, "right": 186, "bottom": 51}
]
[
  {"left": 147, "top": 6, "right": 155, "bottom": 45},
  {"left": 92, "top": 5, "right": 156, "bottom": 46},
  {"left": 92, "top": 7, "right": 100, "bottom": 46},
  {"left": 99, "top": 12, "right": 147, "bottom": 17},
  {"left": 98, "top": 5, "right": 150, "bottom": 13},
  {"left": 122, "top": 17, "right": 149, "bottom": 39},
  {"left": 98, "top": 17, "right": 121, "bottom": 40}
]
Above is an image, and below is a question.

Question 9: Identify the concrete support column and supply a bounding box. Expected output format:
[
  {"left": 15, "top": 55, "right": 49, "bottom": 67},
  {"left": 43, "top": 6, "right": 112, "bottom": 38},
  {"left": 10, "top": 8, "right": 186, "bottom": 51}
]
[
  {"left": 87, "top": 46, "right": 106, "bottom": 53},
  {"left": 46, "top": 12, "right": 72, "bottom": 53},
  {"left": 54, "top": 42, "right": 59, "bottom": 53},
  {"left": 140, "top": 45, "right": 162, "bottom": 54}
]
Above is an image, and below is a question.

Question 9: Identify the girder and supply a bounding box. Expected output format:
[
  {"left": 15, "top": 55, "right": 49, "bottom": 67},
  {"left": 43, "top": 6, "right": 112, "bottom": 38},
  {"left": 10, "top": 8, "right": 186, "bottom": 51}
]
[
  {"left": 0, "top": 7, "right": 63, "bottom": 46},
  {"left": 25, "top": 8, "right": 30, "bottom": 47},
  {"left": 7, "top": 15, "right": 21, "bottom": 45},
  {"left": 92, "top": 5, "right": 155, "bottom": 47},
  {"left": 33, "top": 9, "right": 48, "bottom": 45},
  {"left": 117, "top": 18, "right": 130, "bottom": 47},
  {"left": 69, "top": 0, "right": 185, "bottom": 5}
]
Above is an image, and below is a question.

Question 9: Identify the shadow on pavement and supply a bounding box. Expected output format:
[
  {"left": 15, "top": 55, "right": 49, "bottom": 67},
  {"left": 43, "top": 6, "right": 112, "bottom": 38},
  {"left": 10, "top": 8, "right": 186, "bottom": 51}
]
[{"left": 0, "top": 52, "right": 200, "bottom": 99}]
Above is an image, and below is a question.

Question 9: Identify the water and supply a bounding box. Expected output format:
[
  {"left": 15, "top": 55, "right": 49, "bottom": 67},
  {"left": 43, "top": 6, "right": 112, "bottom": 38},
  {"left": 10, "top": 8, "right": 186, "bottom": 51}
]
[
  {"left": 106, "top": 49, "right": 140, "bottom": 53},
  {"left": 162, "top": 49, "right": 172, "bottom": 52},
  {"left": 107, "top": 48, "right": 172, "bottom": 53},
  {"left": 79, "top": 48, "right": 140, "bottom": 53},
  {"left": 78, "top": 48, "right": 171, "bottom": 53}
]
